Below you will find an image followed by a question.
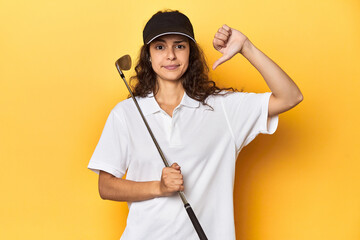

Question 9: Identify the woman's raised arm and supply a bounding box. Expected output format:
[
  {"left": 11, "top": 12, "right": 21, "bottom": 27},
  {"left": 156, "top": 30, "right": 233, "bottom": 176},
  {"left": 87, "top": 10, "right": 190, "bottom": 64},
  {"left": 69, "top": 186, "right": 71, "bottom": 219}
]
[{"left": 212, "top": 24, "right": 303, "bottom": 116}]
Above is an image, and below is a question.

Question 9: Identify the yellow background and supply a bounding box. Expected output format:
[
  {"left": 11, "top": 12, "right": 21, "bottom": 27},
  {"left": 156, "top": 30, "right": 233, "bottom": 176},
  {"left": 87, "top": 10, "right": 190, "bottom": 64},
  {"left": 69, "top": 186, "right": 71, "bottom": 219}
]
[{"left": 1, "top": 0, "right": 359, "bottom": 239}]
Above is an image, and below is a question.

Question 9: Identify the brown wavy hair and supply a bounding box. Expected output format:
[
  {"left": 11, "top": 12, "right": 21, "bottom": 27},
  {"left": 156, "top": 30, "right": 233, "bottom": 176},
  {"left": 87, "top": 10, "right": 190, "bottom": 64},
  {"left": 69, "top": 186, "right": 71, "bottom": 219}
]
[{"left": 130, "top": 19, "right": 235, "bottom": 105}]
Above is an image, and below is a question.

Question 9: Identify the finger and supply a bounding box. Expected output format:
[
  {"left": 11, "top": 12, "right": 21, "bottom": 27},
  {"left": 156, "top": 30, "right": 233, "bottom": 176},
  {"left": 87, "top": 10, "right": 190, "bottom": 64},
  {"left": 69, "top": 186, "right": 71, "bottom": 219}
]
[
  {"left": 165, "top": 178, "right": 183, "bottom": 188},
  {"left": 164, "top": 168, "right": 181, "bottom": 176},
  {"left": 214, "top": 32, "right": 229, "bottom": 42},
  {"left": 172, "top": 173, "right": 183, "bottom": 179},
  {"left": 222, "top": 24, "right": 231, "bottom": 32},
  {"left": 218, "top": 27, "right": 231, "bottom": 37},
  {"left": 163, "top": 174, "right": 182, "bottom": 184},
  {"left": 162, "top": 168, "right": 180, "bottom": 178},
  {"left": 212, "top": 54, "right": 231, "bottom": 70},
  {"left": 213, "top": 38, "right": 227, "bottom": 51},
  {"left": 173, "top": 178, "right": 184, "bottom": 185},
  {"left": 175, "top": 180, "right": 184, "bottom": 192}
]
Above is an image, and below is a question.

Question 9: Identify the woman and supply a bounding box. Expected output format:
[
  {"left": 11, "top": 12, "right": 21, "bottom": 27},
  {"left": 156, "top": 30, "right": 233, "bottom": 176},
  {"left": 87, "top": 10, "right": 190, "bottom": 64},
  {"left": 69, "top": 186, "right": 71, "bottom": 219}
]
[{"left": 88, "top": 10, "right": 302, "bottom": 239}]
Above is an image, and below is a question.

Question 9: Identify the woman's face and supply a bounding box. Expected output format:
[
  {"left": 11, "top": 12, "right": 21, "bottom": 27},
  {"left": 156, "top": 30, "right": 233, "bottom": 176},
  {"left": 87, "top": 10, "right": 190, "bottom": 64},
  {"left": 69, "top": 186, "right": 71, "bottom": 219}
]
[{"left": 149, "top": 34, "right": 190, "bottom": 83}]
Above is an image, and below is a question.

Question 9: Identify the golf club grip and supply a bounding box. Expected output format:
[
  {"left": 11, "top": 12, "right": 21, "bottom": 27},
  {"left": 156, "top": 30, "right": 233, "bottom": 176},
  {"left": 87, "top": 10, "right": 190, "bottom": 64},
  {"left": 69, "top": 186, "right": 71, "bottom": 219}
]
[{"left": 184, "top": 203, "right": 208, "bottom": 240}]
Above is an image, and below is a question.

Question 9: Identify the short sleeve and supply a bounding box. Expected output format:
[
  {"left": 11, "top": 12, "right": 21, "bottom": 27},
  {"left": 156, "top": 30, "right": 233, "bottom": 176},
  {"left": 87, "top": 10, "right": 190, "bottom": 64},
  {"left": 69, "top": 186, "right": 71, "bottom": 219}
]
[
  {"left": 87, "top": 110, "right": 130, "bottom": 178},
  {"left": 221, "top": 92, "right": 278, "bottom": 152}
]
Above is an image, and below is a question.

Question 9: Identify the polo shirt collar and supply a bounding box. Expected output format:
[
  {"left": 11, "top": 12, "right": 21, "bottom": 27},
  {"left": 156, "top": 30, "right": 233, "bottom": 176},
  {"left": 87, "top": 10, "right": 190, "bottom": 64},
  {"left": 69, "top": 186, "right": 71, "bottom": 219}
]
[
  {"left": 137, "top": 91, "right": 200, "bottom": 116},
  {"left": 180, "top": 92, "right": 200, "bottom": 108}
]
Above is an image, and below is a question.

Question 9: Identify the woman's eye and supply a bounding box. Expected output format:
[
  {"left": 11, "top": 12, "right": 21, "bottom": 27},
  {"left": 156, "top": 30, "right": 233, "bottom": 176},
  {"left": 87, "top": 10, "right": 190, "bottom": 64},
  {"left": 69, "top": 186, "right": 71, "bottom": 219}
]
[
  {"left": 176, "top": 45, "right": 185, "bottom": 49},
  {"left": 155, "top": 45, "right": 164, "bottom": 50}
]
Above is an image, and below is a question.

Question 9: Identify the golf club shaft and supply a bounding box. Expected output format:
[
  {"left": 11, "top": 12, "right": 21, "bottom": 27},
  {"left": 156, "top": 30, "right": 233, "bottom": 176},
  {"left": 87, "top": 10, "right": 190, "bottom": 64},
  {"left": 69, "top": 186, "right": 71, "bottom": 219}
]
[{"left": 116, "top": 65, "right": 208, "bottom": 240}]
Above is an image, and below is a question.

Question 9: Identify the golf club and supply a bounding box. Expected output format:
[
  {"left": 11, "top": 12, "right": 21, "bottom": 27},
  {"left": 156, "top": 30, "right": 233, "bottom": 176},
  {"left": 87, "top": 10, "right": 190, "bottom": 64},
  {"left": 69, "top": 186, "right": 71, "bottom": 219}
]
[{"left": 115, "top": 55, "right": 208, "bottom": 240}]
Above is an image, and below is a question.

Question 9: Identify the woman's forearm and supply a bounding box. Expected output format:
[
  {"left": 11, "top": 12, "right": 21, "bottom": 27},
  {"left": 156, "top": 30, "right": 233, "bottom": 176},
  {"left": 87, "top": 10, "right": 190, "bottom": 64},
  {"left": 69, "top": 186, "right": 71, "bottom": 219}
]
[
  {"left": 98, "top": 171, "right": 161, "bottom": 202},
  {"left": 241, "top": 39, "right": 303, "bottom": 108},
  {"left": 98, "top": 163, "right": 184, "bottom": 202}
]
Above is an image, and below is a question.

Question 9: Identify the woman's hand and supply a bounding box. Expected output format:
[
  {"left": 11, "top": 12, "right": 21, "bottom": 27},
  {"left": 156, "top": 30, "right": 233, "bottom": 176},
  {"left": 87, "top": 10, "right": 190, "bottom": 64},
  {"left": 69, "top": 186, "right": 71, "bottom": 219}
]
[
  {"left": 159, "top": 163, "right": 184, "bottom": 197},
  {"left": 212, "top": 24, "right": 249, "bottom": 70}
]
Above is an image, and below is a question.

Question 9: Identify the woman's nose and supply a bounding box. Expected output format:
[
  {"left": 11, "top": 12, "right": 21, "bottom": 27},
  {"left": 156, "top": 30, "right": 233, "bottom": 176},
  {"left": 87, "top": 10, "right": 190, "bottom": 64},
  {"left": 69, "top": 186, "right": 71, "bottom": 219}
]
[{"left": 166, "top": 48, "right": 176, "bottom": 60}]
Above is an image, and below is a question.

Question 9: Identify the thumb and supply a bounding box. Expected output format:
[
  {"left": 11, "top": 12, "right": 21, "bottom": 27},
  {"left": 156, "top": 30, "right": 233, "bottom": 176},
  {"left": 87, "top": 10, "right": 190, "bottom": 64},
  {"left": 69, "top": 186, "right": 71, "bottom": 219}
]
[
  {"left": 212, "top": 54, "right": 231, "bottom": 70},
  {"left": 171, "top": 163, "right": 181, "bottom": 170}
]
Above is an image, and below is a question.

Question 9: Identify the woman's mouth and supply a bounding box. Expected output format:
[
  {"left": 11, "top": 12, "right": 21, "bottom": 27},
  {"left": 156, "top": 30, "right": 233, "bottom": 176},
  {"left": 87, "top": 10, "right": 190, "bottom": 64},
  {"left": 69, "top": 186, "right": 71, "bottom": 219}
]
[{"left": 163, "top": 65, "right": 180, "bottom": 70}]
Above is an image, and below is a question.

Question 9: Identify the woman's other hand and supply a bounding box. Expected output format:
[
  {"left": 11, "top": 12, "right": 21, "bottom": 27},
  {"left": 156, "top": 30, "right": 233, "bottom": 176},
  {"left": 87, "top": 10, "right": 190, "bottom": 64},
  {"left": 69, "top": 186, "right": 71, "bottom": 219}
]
[
  {"left": 159, "top": 163, "right": 184, "bottom": 197},
  {"left": 212, "top": 24, "right": 249, "bottom": 70}
]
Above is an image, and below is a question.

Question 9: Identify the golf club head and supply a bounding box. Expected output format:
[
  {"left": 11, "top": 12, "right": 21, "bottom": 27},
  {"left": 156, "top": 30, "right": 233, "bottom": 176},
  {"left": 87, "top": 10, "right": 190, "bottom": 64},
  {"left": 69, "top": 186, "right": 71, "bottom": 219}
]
[{"left": 115, "top": 54, "right": 132, "bottom": 71}]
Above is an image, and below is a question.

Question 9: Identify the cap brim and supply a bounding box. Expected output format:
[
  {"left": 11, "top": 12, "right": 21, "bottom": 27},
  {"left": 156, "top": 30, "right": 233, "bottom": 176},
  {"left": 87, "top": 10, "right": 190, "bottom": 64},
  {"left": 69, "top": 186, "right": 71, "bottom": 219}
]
[{"left": 146, "top": 32, "right": 196, "bottom": 44}]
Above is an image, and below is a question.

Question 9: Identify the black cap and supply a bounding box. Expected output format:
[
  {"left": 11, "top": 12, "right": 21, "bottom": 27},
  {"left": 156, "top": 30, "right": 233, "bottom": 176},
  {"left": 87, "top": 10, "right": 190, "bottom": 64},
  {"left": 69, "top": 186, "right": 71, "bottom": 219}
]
[{"left": 143, "top": 11, "right": 195, "bottom": 44}]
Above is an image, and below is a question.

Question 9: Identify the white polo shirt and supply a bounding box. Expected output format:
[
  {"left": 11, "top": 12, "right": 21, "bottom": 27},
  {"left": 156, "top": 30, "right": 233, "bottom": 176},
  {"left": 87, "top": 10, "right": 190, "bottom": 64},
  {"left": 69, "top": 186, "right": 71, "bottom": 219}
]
[{"left": 88, "top": 91, "right": 278, "bottom": 240}]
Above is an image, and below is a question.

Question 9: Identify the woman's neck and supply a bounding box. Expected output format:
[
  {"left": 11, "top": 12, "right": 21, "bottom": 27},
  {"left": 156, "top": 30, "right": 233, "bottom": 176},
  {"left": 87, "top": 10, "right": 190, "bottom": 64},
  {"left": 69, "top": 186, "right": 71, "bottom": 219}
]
[{"left": 155, "top": 79, "right": 184, "bottom": 106}]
